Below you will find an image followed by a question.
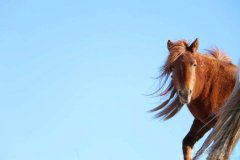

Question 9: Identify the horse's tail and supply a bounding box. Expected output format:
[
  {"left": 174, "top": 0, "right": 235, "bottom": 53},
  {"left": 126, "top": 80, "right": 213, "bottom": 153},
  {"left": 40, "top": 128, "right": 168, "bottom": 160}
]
[{"left": 194, "top": 61, "right": 240, "bottom": 160}]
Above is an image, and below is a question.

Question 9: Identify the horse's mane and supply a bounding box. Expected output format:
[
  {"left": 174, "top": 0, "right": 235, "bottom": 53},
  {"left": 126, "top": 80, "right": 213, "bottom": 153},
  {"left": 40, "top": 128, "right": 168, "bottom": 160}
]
[
  {"left": 149, "top": 40, "right": 187, "bottom": 120},
  {"left": 194, "top": 62, "right": 240, "bottom": 160},
  {"left": 150, "top": 40, "right": 232, "bottom": 120},
  {"left": 206, "top": 48, "right": 232, "bottom": 63}
]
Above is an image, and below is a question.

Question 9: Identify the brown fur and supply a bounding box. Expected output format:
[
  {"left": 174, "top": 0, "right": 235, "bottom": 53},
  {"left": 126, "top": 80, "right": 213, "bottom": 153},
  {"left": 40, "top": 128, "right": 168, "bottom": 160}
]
[
  {"left": 194, "top": 64, "right": 240, "bottom": 160},
  {"left": 150, "top": 39, "right": 237, "bottom": 160}
]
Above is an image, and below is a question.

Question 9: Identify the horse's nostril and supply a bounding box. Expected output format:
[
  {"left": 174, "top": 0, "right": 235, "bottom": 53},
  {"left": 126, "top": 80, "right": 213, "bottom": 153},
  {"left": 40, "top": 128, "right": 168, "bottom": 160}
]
[{"left": 189, "top": 90, "right": 192, "bottom": 94}]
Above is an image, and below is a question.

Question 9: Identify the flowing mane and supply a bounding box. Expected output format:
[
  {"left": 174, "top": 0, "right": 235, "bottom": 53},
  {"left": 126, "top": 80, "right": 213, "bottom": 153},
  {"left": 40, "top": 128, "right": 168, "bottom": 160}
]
[
  {"left": 149, "top": 40, "right": 187, "bottom": 120},
  {"left": 207, "top": 48, "right": 232, "bottom": 63},
  {"left": 150, "top": 40, "right": 233, "bottom": 120}
]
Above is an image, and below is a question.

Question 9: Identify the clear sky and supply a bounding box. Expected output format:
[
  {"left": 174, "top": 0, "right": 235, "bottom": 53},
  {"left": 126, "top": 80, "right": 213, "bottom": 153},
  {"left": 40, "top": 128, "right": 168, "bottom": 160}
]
[{"left": 1, "top": 0, "right": 240, "bottom": 160}]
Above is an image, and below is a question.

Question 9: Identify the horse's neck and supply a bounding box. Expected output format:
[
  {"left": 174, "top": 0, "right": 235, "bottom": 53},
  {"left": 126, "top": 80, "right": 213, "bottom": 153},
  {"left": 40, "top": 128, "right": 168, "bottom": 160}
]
[{"left": 193, "top": 54, "right": 220, "bottom": 98}]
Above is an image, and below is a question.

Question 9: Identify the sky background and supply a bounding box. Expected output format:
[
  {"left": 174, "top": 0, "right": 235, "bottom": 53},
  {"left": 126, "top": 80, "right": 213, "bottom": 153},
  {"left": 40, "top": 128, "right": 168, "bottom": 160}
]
[{"left": 1, "top": 0, "right": 240, "bottom": 160}]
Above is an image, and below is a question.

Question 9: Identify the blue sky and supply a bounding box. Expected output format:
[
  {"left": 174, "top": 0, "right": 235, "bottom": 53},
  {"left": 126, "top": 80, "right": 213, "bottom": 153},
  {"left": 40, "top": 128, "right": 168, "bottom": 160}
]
[{"left": 1, "top": 0, "right": 240, "bottom": 160}]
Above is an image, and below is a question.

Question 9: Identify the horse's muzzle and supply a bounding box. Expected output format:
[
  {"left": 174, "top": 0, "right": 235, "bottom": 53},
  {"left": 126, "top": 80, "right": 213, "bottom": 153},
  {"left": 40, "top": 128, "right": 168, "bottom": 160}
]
[{"left": 178, "top": 89, "right": 192, "bottom": 104}]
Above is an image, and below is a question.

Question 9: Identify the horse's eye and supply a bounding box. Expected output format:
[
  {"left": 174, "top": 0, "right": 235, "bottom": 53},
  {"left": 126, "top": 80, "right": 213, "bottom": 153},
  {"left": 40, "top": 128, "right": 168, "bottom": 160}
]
[{"left": 193, "top": 63, "right": 197, "bottom": 67}]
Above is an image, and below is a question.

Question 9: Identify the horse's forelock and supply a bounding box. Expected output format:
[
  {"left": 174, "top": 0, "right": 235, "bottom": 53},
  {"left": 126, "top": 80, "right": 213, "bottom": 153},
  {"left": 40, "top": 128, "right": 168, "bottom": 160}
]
[{"left": 159, "top": 41, "right": 187, "bottom": 80}]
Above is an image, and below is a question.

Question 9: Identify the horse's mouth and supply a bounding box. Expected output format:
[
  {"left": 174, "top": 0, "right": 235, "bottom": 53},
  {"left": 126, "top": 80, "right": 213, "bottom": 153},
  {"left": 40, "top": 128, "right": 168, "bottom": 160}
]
[{"left": 179, "top": 96, "right": 191, "bottom": 104}]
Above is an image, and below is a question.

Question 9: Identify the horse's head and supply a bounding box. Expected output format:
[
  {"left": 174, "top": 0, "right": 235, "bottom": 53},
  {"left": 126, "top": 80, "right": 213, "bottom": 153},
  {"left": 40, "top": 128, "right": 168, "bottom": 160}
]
[{"left": 167, "top": 38, "right": 199, "bottom": 104}]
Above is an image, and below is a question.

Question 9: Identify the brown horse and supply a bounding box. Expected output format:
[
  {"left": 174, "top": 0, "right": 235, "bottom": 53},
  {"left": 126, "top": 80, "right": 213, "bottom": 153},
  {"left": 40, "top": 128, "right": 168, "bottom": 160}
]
[
  {"left": 194, "top": 63, "right": 240, "bottom": 160},
  {"left": 150, "top": 38, "right": 237, "bottom": 160}
]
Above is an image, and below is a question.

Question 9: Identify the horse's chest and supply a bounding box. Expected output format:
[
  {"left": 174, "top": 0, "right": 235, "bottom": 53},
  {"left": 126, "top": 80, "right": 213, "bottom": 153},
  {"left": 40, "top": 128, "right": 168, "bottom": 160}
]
[{"left": 187, "top": 102, "right": 215, "bottom": 123}]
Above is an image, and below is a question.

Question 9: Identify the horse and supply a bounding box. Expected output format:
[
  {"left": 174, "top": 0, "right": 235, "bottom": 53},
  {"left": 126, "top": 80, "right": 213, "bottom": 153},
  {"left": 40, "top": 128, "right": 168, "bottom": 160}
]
[
  {"left": 194, "top": 64, "right": 240, "bottom": 159},
  {"left": 194, "top": 63, "right": 240, "bottom": 160},
  {"left": 150, "top": 38, "right": 238, "bottom": 160}
]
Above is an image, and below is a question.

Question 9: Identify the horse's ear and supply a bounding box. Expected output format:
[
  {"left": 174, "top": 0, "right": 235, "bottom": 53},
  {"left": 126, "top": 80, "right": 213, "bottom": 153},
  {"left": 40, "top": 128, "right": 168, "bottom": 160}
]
[
  {"left": 167, "top": 40, "right": 173, "bottom": 50},
  {"left": 188, "top": 38, "right": 199, "bottom": 53}
]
